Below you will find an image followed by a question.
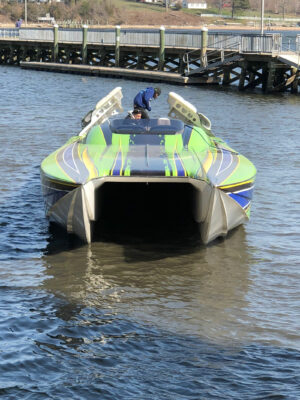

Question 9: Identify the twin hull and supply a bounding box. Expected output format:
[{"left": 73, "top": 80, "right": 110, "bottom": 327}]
[{"left": 41, "top": 174, "right": 249, "bottom": 245}]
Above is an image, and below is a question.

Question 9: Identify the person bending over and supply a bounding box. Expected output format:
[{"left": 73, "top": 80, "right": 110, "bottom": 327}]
[{"left": 133, "top": 87, "right": 161, "bottom": 119}]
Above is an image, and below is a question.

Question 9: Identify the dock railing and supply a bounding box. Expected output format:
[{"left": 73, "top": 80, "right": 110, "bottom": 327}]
[
  {"left": 207, "top": 33, "right": 242, "bottom": 50},
  {"left": 87, "top": 28, "right": 115, "bottom": 44},
  {"left": 269, "top": 33, "right": 300, "bottom": 67},
  {"left": 15, "top": 27, "right": 244, "bottom": 50},
  {"left": 240, "top": 34, "right": 282, "bottom": 54},
  {"left": 58, "top": 28, "right": 82, "bottom": 42},
  {"left": 297, "top": 35, "right": 300, "bottom": 53},
  {"left": 183, "top": 36, "right": 241, "bottom": 74},
  {"left": 274, "top": 38, "right": 300, "bottom": 69},
  {"left": 0, "top": 28, "right": 20, "bottom": 39},
  {"left": 6, "top": 27, "right": 300, "bottom": 65},
  {"left": 11, "top": 28, "right": 293, "bottom": 57},
  {"left": 121, "top": 30, "right": 160, "bottom": 46},
  {"left": 20, "top": 27, "right": 54, "bottom": 41}
]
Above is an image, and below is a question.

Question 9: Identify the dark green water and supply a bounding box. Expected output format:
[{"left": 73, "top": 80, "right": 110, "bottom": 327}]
[{"left": 0, "top": 66, "right": 300, "bottom": 399}]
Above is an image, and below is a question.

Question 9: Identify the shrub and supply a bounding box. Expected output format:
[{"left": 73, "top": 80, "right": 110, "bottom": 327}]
[{"left": 174, "top": 2, "right": 182, "bottom": 10}]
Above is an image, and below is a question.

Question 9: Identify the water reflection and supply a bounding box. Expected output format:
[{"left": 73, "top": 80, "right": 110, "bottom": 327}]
[{"left": 42, "top": 224, "right": 253, "bottom": 344}]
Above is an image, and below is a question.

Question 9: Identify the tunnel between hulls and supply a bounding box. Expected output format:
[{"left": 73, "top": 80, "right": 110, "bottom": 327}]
[
  {"left": 57, "top": 177, "right": 247, "bottom": 243},
  {"left": 92, "top": 182, "right": 200, "bottom": 237}
]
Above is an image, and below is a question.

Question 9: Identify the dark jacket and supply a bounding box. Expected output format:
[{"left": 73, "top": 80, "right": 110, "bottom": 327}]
[{"left": 133, "top": 87, "right": 155, "bottom": 111}]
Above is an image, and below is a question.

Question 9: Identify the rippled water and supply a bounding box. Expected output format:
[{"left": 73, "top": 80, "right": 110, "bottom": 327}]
[{"left": 0, "top": 66, "right": 300, "bottom": 399}]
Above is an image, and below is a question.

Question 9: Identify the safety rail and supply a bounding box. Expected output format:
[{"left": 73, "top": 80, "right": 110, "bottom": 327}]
[
  {"left": 205, "top": 46, "right": 240, "bottom": 65},
  {"left": 0, "top": 28, "right": 20, "bottom": 39},
  {"left": 207, "top": 33, "right": 242, "bottom": 50},
  {"left": 272, "top": 41, "right": 300, "bottom": 69},
  {"left": 122, "top": 30, "right": 160, "bottom": 46},
  {"left": 20, "top": 28, "right": 53, "bottom": 41},
  {"left": 59, "top": 28, "right": 84, "bottom": 43},
  {"left": 3, "top": 28, "right": 293, "bottom": 56},
  {"left": 10, "top": 28, "right": 246, "bottom": 49},
  {"left": 183, "top": 35, "right": 241, "bottom": 59},
  {"left": 241, "top": 34, "right": 282, "bottom": 54},
  {"left": 183, "top": 36, "right": 241, "bottom": 74},
  {"left": 274, "top": 42, "right": 300, "bottom": 55},
  {"left": 87, "top": 28, "right": 115, "bottom": 44}
]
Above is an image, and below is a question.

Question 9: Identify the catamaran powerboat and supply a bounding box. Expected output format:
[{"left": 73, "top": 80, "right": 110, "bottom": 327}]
[{"left": 40, "top": 87, "right": 256, "bottom": 244}]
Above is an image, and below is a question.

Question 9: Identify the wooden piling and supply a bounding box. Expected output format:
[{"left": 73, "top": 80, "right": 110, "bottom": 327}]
[
  {"left": 158, "top": 26, "right": 165, "bottom": 71},
  {"left": 291, "top": 67, "right": 299, "bottom": 94},
  {"left": 179, "top": 53, "right": 185, "bottom": 75},
  {"left": 82, "top": 25, "right": 88, "bottom": 65},
  {"left": 222, "top": 67, "right": 231, "bottom": 86},
  {"left": 53, "top": 24, "right": 58, "bottom": 62},
  {"left": 115, "top": 25, "right": 120, "bottom": 67},
  {"left": 238, "top": 61, "right": 248, "bottom": 91},
  {"left": 201, "top": 27, "right": 208, "bottom": 68},
  {"left": 263, "top": 61, "right": 275, "bottom": 93}
]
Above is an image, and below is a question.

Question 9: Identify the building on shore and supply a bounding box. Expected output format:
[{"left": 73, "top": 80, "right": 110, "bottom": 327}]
[{"left": 182, "top": 0, "right": 207, "bottom": 9}]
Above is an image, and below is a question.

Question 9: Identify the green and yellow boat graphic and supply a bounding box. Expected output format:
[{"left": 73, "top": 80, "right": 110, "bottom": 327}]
[{"left": 40, "top": 88, "right": 256, "bottom": 244}]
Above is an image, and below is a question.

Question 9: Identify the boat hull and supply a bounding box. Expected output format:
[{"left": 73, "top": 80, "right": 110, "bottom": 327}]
[{"left": 41, "top": 174, "right": 250, "bottom": 244}]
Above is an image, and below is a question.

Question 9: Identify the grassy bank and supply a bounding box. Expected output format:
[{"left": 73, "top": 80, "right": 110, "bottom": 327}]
[{"left": 0, "top": 0, "right": 299, "bottom": 29}]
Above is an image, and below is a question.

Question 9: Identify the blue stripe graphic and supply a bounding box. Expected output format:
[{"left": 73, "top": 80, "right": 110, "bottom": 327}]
[
  {"left": 174, "top": 152, "right": 185, "bottom": 177},
  {"left": 229, "top": 193, "right": 251, "bottom": 209}
]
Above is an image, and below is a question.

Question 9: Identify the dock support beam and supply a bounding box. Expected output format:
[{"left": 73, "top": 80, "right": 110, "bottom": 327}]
[
  {"left": 238, "top": 60, "right": 248, "bottom": 91},
  {"left": 53, "top": 24, "right": 58, "bottom": 62},
  {"left": 263, "top": 61, "right": 275, "bottom": 93},
  {"left": 248, "top": 70, "right": 256, "bottom": 88},
  {"left": 222, "top": 67, "right": 231, "bottom": 85},
  {"left": 201, "top": 27, "right": 208, "bottom": 68},
  {"left": 158, "top": 26, "right": 165, "bottom": 71},
  {"left": 82, "top": 25, "right": 88, "bottom": 64},
  {"left": 179, "top": 53, "right": 185, "bottom": 75},
  {"left": 291, "top": 67, "right": 299, "bottom": 94},
  {"left": 115, "top": 25, "right": 120, "bottom": 67}
]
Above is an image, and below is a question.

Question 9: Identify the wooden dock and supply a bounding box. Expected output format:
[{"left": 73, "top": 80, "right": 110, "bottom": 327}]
[
  {"left": 19, "top": 61, "right": 219, "bottom": 85},
  {"left": 1, "top": 27, "right": 299, "bottom": 93},
  {"left": 185, "top": 50, "right": 300, "bottom": 93}
]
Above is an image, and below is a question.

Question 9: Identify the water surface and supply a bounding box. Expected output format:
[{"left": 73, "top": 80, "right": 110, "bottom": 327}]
[{"left": 0, "top": 66, "right": 300, "bottom": 399}]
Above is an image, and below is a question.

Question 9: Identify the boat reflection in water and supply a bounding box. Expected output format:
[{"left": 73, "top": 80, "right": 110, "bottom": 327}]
[{"left": 42, "top": 222, "right": 253, "bottom": 343}]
